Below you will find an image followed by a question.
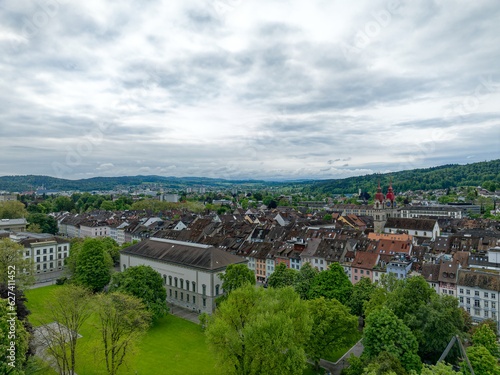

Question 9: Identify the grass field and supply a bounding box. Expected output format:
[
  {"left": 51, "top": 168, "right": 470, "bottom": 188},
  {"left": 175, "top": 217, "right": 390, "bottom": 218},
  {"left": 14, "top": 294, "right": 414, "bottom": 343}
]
[
  {"left": 324, "top": 330, "right": 362, "bottom": 363},
  {"left": 26, "top": 285, "right": 218, "bottom": 375},
  {"left": 25, "top": 285, "right": 354, "bottom": 374}
]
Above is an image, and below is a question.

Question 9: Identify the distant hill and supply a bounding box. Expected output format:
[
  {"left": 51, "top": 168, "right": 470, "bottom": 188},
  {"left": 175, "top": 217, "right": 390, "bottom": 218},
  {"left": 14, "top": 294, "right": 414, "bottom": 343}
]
[
  {"left": 0, "top": 175, "right": 271, "bottom": 193},
  {"left": 1, "top": 159, "right": 498, "bottom": 194},
  {"left": 303, "top": 159, "right": 500, "bottom": 195}
]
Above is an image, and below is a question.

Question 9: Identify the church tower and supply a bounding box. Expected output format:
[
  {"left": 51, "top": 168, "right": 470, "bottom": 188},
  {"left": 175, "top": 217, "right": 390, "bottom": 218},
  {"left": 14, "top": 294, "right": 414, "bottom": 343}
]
[{"left": 373, "top": 177, "right": 397, "bottom": 233}]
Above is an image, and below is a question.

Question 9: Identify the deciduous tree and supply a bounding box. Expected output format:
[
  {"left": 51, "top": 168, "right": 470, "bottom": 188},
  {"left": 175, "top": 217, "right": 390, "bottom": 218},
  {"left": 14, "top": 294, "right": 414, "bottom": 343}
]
[
  {"left": 74, "top": 238, "right": 112, "bottom": 292},
  {"left": 294, "top": 262, "right": 318, "bottom": 300},
  {"left": 463, "top": 345, "right": 500, "bottom": 375},
  {"left": 472, "top": 324, "right": 499, "bottom": 358},
  {"left": 0, "top": 238, "right": 35, "bottom": 290},
  {"left": 39, "top": 285, "right": 92, "bottom": 375},
  {"left": 363, "top": 308, "right": 421, "bottom": 373},
  {"left": 308, "top": 262, "right": 352, "bottom": 305},
  {"left": 95, "top": 292, "right": 152, "bottom": 375},
  {"left": 267, "top": 262, "right": 298, "bottom": 289},
  {"left": 348, "top": 276, "right": 376, "bottom": 316},
  {"left": 206, "top": 284, "right": 312, "bottom": 375},
  {"left": 0, "top": 298, "right": 29, "bottom": 375},
  {"left": 306, "top": 297, "right": 358, "bottom": 371},
  {"left": 109, "top": 265, "right": 168, "bottom": 320}
]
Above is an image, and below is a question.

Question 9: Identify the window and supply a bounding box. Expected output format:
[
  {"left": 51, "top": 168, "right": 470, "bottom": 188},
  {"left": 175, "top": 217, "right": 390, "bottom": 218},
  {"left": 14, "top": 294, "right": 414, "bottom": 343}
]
[
  {"left": 50, "top": 248, "right": 53, "bottom": 253},
  {"left": 163, "top": 275, "right": 166, "bottom": 285},
  {"left": 63, "top": 253, "right": 67, "bottom": 258},
  {"left": 169, "top": 276, "right": 172, "bottom": 286},
  {"left": 49, "top": 262, "right": 53, "bottom": 268},
  {"left": 466, "top": 289, "right": 470, "bottom": 295},
  {"left": 475, "top": 291, "right": 479, "bottom": 297},
  {"left": 180, "top": 279, "right": 184, "bottom": 289},
  {"left": 43, "top": 256, "right": 47, "bottom": 262},
  {"left": 25, "top": 251, "right": 29, "bottom": 256},
  {"left": 181, "top": 292, "right": 183, "bottom": 300},
  {"left": 37, "top": 265, "right": 40, "bottom": 270},
  {"left": 474, "top": 300, "right": 480, "bottom": 308},
  {"left": 460, "top": 297, "right": 464, "bottom": 303},
  {"left": 485, "top": 301, "right": 489, "bottom": 308},
  {"left": 320, "top": 260, "right": 323, "bottom": 265},
  {"left": 360, "top": 270, "right": 364, "bottom": 275},
  {"left": 58, "top": 261, "right": 61, "bottom": 266},
  {"left": 58, "top": 254, "right": 61, "bottom": 259},
  {"left": 493, "top": 294, "right": 496, "bottom": 299},
  {"left": 215, "top": 285, "right": 220, "bottom": 295},
  {"left": 315, "top": 259, "right": 318, "bottom": 264},
  {"left": 36, "top": 257, "right": 40, "bottom": 263},
  {"left": 354, "top": 269, "right": 358, "bottom": 274},
  {"left": 43, "top": 249, "right": 47, "bottom": 254},
  {"left": 187, "top": 294, "right": 189, "bottom": 302},
  {"left": 43, "top": 264, "right": 47, "bottom": 269},
  {"left": 367, "top": 271, "right": 370, "bottom": 275},
  {"left": 175, "top": 291, "right": 178, "bottom": 299},
  {"left": 203, "top": 298, "right": 206, "bottom": 307},
  {"left": 193, "top": 296, "right": 196, "bottom": 304},
  {"left": 443, "top": 290, "right": 447, "bottom": 294},
  {"left": 202, "top": 284, "right": 206, "bottom": 295},
  {"left": 354, "top": 276, "right": 358, "bottom": 281},
  {"left": 460, "top": 288, "right": 464, "bottom": 294},
  {"left": 485, "top": 311, "right": 489, "bottom": 318},
  {"left": 492, "top": 302, "right": 496, "bottom": 309},
  {"left": 466, "top": 307, "right": 470, "bottom": 313},
  {"left": 169, "top": 289, "right": 172, "bottom": 297},
  {"left": 493, "top": 311, "right": 497, "bottom": 318},
  {"left": 186, "top": 281, "right": 190, "bottom": 290},
  {"left": 192, "top": 282, "right": 196, "bottom": 292},
  {"left": 449, "top": 290, "right": 454, "bottom": 295},
  {"left": 466, "top": 298, "right": 471, "bottom": 304},
  {"left": 64, "top": 245, "right": 67, "bottom": 251},
  {"left": 50, "top": 255, "right": 53, "bottom": 261},
  {"left": 36, "top": 250, "right": 40, "bottom": 255},
  {"left": 485, "top": 292, "right": 489, "bottom": 298},
  {"left": 175, "top": 278, "right": 178, "bottom": 288},
  {"left": 474, "top": 309, "right": 480, "bottom": 316}
]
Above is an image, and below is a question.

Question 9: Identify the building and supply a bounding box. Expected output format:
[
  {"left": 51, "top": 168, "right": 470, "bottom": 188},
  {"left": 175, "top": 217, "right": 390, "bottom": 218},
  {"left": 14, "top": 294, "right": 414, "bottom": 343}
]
[
  {"left": 19, "top": 236, "right": 70, "bottom": 279},
  {"left": 383, "top": 217, "right": 440, "bottom": 240},
  {"left": 399, "top": 205, "right": 463, "bottom": 219},
  {"left": 119, "top": 238, "right": 248, "bottom": 314},
  {"left": 0, "top": 218, "right": 27, "bottom": 232},
  {"left": 351, "top": 252, "right": 380, "bottom": 284},
  {"left": 457, "top": 269, "right": 500, "bottom": 332},
  {"left": 373, "top": 179, "right": 398, "bottom": 233},
  {"left": 0, "top": 194, "right": 17, "bottom": 202}
]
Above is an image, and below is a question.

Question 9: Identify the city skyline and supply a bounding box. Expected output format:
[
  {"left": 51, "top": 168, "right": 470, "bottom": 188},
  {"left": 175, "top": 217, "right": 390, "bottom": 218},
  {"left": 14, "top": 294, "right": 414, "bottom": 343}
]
[{"left": 1, "top": 0, "right": 499, "bottom": 180}]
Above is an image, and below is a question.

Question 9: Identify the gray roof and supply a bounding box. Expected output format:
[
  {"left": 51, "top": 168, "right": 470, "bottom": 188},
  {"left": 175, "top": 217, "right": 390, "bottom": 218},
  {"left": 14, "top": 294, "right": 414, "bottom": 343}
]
[
  {"left": 0, "top": 218, "right": 27, "bottom": 225},
  {"left": 120, "top": 238, "right": 248, "bottom": 271}
]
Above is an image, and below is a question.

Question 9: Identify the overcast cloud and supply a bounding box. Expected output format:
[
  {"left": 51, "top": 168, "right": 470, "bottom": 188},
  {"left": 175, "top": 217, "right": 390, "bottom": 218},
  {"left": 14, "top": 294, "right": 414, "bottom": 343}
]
[{"left": 0, "top": 0, "right": 499, "bottom": 181}]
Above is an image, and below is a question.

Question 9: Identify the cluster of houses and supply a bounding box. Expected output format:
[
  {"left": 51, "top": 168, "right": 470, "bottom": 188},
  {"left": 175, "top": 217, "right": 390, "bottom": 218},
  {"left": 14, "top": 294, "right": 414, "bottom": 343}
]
[{"left": 1, "top": 186, "right": 500, "bottom": 326}]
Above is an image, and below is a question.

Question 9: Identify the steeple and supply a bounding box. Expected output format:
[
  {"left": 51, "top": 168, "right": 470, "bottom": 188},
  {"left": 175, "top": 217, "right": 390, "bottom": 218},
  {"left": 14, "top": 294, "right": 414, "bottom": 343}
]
[
  {"left": 386, "top": 177, "right": 395, "bottom": 201},
  {"left": 375, "top": 177, "right": 385, "bottom": 202}
]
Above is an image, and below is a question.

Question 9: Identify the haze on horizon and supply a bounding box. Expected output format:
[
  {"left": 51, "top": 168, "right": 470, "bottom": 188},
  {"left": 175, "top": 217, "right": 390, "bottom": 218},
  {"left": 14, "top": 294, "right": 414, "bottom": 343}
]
[{"left": 0, "top": 0, "right": 499, "bottom": 181}]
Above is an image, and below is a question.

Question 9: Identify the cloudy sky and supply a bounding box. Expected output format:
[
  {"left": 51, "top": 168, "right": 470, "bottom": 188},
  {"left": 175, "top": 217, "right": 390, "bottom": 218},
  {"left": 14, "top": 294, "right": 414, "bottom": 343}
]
[{"left": 0, "top": 0, "right": 499, "bottom": 181}]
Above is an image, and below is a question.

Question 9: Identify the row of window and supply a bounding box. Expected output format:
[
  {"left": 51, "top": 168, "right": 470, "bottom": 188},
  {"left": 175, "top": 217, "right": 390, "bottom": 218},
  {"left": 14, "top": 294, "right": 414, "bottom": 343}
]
[
  {"left": 36, "top": 261, "right": 63, "bottom": 270},
  {"left": 30, "top": 245, "right": 68, "bottom": 256},
  {"left": 464, "top": 306, "right": 497, "bottom": 318},
  {"left": 460, "top": 297, "right": 497, "bottom": 309},
  {"left": 36, "top": 253, "right": 67, "bottom": 262},
  {"left": 354, "top": 269, "right": 371, "bottom": 276},
  {"left": 459, "top": 289, "right": 496, "bottom": 299},
  {"left": 169, "top": 289, "right": 206, "bottom": 307}
]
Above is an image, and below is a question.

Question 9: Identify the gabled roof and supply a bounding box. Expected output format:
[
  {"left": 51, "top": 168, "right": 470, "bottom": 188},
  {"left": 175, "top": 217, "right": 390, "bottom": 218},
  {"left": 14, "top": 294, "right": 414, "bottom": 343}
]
[
  {"left": 352, "top": 252, "right": 379, "bottom": 270},
  {"left": 421, "top": 263, "right": 440, "bottom": 283},
  {"left": 385, "top": 217, "right": 437, "bottom": 231},
  {"left": 457, "top": 269, "right": 500, "bottom": 291},
  {"left": 120, "top": 238, "right": 247, "bottom": 271}
]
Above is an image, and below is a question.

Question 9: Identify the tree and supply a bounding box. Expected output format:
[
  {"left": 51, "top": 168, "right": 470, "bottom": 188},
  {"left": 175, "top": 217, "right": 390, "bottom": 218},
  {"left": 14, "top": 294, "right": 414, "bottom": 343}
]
[
  {"left": 0, "top": 298, "right": 30, "bottom": 375},
  {"left": 363, "top": 308, "right": 421, "bottom": 373},
  {"left": 74, "top": 238, "right": 112, "bottom": 292},
  {"left": 385, "top": 275, "right": 434, "bottom": 322},
  {"left": 472, "top": 324, "right": 499, "bottom": 358},
  {"left": 267, "top": 262, "right": 298, "bottom": 289},
  {"left": 348, "top": 277, "right": 376, "bottom": 317},
  {"left": 463, "top": 345, "right": 500, "bottom": 375},
  {"left": 0, "top": 238, "right": 35, "bottom": 290},
  {"left": 216, "top": 264, "right": 256, "bottom": 304},
  {"left": 364, "top": 351, "right": 408, "bottom": 375},
  {"left": 109, "top": 265, "right": 168, "bottom": 320},
  {"left": 308, "top": 263, "right": 353, "bottom": 305},
  {"left": 294, "top": 262, "right": 319, "bottom": 300},
  {"left": 95, "top": 292, "right": 152, "bottom": 375},
  {"left": 322, "top": 214, "right": 333, "bottom": 221},
  {"left": 420, "top": 361, "right": 462, "bottom": 375},
  {"left": 205, "top": 284, "right": 312, "bottom": 375},
  {"left": 411, "top": 294, "right": 464, "bottom": 363},
  {"left": 27, "top": 222, "right": 42, "bottom": 233},
  {"left": 27, "top": 213, "right": 58, "bottom": 234},
  {"left": 52, "top": 196, "right": 75, "bottom": 212},
  {"left": 306, "top": 297, "right": 358, "bottom": 371},
  {"left": 0, "top": 201, "right": 27, "bottom": 219},
  {"left": 39, "top": 285, "right": 92, "bottom": 375}
]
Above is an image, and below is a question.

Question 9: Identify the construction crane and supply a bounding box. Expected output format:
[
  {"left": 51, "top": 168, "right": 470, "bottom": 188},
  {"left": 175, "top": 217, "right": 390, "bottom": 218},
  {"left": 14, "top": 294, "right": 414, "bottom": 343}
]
[{"left": 438, "top": 335, "right": 474, "bottom": 375}]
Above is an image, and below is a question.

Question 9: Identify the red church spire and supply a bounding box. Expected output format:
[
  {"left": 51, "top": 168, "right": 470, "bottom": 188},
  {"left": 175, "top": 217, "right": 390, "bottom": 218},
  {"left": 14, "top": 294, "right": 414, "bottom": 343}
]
[
  {"left": 386, "top": 176, "right": 395, "bottom": 201},
  {"left": 375, "top": 177, "right": 384, "bottom": 202}
]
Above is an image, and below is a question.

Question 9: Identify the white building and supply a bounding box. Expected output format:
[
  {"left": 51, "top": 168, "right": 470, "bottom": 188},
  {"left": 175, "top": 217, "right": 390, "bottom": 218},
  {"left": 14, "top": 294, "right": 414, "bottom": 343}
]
[
  {"left": 19, "top": 236, "right": 70, "bottom": 276},
  {"left": 120, "top": 238, "right": 248, "bottom": 314}
]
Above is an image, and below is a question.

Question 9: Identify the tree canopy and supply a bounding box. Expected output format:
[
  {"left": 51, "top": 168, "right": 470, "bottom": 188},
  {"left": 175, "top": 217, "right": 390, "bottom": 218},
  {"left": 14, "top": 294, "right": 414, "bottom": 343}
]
[
  {"left": 218, "top": 263, "right": 256, "bottom": 294},
  {"left": 308, "top": 262, "right": 352, "bottom": 304},
  {"left": 206, "top": 284, "right": 312, "bottom": 375},
  {"left": 363, "top": 308, "right": 421, "bottom": 373},
  {"left": 74, "top": 238, "right": 112, "bottom": 292},
  {"left": 0, "top": 238, "right": 35, "bottom": 290},
  {"left": 348, "top": 276, "right": 376, "bottom": 316},
  {"left": 109, "top": 265, "right": 168, "bottom": 320},
  {"left": 267, "top": 262, "right": 298, "bottom": 289}
]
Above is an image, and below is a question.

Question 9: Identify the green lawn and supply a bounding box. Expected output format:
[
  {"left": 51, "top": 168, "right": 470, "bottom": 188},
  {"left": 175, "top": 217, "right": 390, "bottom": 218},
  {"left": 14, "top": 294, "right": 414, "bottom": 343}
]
[
  {"left": 323, "top": 330, "right": 362, "bottom": 363},
  {"left": 26, "top": 285, "right": 218, "bottom": 375},
  {"left": 25, "top": 285, "right": 346, "bottom": 374}
]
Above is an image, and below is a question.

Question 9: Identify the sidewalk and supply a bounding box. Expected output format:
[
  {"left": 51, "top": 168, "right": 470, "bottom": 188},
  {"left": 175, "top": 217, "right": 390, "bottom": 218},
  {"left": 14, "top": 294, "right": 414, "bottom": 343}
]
[{"left": 168, "top": 303, "right": 201, "bottom": 324}]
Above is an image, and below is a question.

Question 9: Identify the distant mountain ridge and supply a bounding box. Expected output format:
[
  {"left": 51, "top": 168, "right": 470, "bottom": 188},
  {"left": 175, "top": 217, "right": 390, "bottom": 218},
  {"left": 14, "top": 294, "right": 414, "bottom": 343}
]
[
  {"left": 304, "top": 159, "right": 500, "bottom": 195},
  {"left": 0, "top": 159, "right": 498, "bottom": 193}
]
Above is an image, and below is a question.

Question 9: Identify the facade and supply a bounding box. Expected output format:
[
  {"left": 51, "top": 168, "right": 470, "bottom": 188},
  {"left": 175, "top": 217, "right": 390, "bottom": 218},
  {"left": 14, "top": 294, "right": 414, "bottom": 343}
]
[
  {"left": 351, "top": 252, "right": 380, "bottom": 284},
  {"left": 383, "top": 217, "right": 440, "bottom": 240},
  {"left": 19, "top": 236, "right": 70, "bottom": 276},
  {"left": 120, "top": 238, "right": 248, "bottom": 314},
  {"left": 373, "top": 180, "right": 398, "bottom": 233},
  {"left": 399, "top": 205, "right": 462, "bottom": 219},
  {"left": 0, "top": 218, "right": 27, "bottom": 232},
  {"left": 79, "top": 221, "right": 110, "bottom": 238},
  {"left": 457, "top": 269, "right": 500, "bottom": 332},
  {"left": 0, "top": 194, "right": 17, "bottom": 202}
]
